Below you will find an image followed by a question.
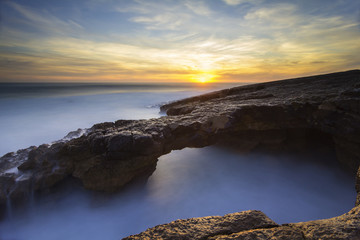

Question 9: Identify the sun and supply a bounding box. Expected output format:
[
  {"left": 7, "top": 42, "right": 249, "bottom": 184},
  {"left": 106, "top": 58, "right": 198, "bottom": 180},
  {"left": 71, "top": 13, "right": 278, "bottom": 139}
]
[
  {"left": 193, "top": 73, "right": 216, "bottom": 83},
  {"left": 198, "top": 75, "right": 209, "bottom": 83}
]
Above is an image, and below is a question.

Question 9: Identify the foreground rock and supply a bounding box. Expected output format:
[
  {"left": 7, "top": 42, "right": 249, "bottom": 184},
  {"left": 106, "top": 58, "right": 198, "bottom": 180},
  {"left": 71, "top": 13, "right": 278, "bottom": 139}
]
[
  {"left": 125, "top": 205, "right": 360, "bottom": 240},
  {"left": 288, "top": 205, "right": 360, "bottom": 240},
  {"left": 0, "top": 70, "right": 359, "bottom": 238},
  {"left": 123, "top": 210, "right": 278, "bottom": 240}
]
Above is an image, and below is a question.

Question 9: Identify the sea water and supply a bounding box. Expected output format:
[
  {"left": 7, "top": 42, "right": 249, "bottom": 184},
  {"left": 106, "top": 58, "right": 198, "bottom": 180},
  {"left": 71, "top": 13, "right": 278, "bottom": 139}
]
[
  {"left": 0, "top": 82, "right": 232, "bottom": 156},
  {"left": 0, "top": 82, "right": 356, "bottom": 240}
]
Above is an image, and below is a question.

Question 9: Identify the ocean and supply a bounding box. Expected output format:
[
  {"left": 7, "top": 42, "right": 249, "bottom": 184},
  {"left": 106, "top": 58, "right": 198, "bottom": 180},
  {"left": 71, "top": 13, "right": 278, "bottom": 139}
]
[
  {"left": 0, "top": 82, "right": 356, "bottom": 240},
  {"left": 0, "top": 82, "right": 236, "bottom": 156}
]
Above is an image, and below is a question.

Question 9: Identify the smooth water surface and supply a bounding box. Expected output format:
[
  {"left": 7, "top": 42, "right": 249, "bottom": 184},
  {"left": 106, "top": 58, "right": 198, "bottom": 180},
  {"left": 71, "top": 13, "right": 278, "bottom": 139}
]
[
  {"left": 0, "top": 146, "right": 355, "bottom": 240},
  {"left": 0, "top": 82, "right": 242, "bottom": 155}
]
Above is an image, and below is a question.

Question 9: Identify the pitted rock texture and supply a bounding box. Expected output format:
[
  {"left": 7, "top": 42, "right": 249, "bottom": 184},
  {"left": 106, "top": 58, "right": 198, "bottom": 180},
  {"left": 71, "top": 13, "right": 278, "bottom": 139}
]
[
  {"left": 123, "top": 210, "right": 279, "bottom": 240},
  {"left": 288, "top": 204, "right": 360, "bottom": 240},
  {"left": 208, "top": 226, "right": 305, "bottom": 240},
  {"left": 124, "top": 204, "right": 360, "bottom": 240},
  {"left": 0, "top": 70, "right": 359, "bottom": 238}
]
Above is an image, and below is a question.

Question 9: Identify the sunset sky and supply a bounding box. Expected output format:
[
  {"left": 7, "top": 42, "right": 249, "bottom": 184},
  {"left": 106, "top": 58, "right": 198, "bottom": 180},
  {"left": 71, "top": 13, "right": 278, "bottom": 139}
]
[{"left": 0, "top": 0, "right": 359, "bottom": 83}]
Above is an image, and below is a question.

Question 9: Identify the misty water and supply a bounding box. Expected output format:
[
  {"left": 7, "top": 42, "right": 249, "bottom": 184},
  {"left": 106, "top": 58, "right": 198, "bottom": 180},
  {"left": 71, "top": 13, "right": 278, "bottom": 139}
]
[
  {"left": 0, "top": 83, "right": 356, "bottom": 240},
  {"left": 0, "top": 82, "right": 233, "bottom": 156}
]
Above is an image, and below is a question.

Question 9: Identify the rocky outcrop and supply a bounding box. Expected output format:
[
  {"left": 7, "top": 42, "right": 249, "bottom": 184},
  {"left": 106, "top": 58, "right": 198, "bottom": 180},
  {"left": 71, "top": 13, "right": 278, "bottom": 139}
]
[
  {"left": 125, "top": 205, "right": 360, "bottom": 240},
  {"left": 0, "top": 70, "right": 359, "bottom": 237},
  {"left": 123, "top": 210, "right": 278, "bottom": 240},
  {"left": 161, "top": 70, "right": 360, "bottom": 172},
  {"left": 209, "top": 226, "right": 305, "bottom": 240},
  {"left": 287, "top": 205, "right": 360, "bottom": 240}
]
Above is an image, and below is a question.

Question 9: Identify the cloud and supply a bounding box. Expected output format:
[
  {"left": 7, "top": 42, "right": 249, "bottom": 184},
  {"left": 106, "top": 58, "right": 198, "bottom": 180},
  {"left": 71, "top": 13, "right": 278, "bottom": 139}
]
[
  {"left": 121, "top": 0, "right": 215, "bottom": 31},
  {"left": 131, "top": 13, "right": 187, "bottom": 30},
  {"left": 118, "top": 1, "right": 188, "bottom": 30},
  {"left": 7, "top": 2, "right": 83, "bottom": 35},
  {"left": 0, "top": 0, "right": 359, "bottom": 82},
  {"left": 244, "top": 3, "right": 299, "bottom": 29},
  {"left": 222, "top": 0, "right": 263, "bottom": 6},
  {"left": 184, "top": 0, "right": 212, "bottom": 16},
  {"left": 222, "top": 0, "right": 245, "bottom": 5}
]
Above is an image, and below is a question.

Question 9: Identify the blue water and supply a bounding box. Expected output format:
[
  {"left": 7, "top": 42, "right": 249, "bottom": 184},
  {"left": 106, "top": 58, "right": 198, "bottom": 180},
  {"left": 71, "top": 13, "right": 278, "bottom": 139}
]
[
  {"left": 0, "top": 83, "right": 356, "bottom": 240},
  {"left": 0, "top": 82, "right": 241, "bottom": 156}
]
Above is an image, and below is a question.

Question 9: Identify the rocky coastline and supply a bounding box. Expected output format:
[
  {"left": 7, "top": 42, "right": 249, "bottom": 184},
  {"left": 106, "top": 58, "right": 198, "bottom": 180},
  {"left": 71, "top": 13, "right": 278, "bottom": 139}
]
[{"left": 0, "top": 70, "right": 359, "bottom": 239}]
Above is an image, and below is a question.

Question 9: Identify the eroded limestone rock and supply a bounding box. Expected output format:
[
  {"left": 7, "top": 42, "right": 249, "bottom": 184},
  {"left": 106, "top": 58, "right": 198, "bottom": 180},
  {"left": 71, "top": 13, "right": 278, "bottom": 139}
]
[
  {"left": 288, "top": 204, "right": 360, "bottom": 240},
  {"left": 123, "top": 210, "right": 278, "bottom": 240},
  {"left": 208, "top": 226, "right": 305, "bottom": 240},
  {"left": 124, "top": 203, "right": 360, "bottom": 240}
]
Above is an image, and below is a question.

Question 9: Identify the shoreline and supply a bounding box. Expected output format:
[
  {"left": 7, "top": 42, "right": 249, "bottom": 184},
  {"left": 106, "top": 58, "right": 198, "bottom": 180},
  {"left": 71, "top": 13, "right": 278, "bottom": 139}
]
[{"left": 0, "top": 69, "right": 359, "bottom": 239}]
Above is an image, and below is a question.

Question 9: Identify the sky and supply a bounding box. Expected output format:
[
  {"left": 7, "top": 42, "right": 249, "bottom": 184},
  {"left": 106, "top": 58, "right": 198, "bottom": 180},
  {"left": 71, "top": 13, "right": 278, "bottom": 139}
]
[{"left": 0, "top": 0, "right": 359, "bottom": 83}]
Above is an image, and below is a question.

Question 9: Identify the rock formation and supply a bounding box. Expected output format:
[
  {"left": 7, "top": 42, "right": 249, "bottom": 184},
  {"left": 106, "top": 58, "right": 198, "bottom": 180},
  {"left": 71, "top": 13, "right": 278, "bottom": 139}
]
[
  {"left": 0, "top": 70, "right": 359, "bottom": 239},
  {"left": 123, "top": 210, "right": 280, "bottom": 240},
  {"left": 124, "top": 204, "right": 360, "bottom": 239}
]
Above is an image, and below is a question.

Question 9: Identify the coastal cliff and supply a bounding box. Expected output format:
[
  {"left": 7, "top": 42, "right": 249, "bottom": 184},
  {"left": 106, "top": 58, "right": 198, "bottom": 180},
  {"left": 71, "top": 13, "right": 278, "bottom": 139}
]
[{"left": 0, "top": 70, "right": 359, "bottom": 239}]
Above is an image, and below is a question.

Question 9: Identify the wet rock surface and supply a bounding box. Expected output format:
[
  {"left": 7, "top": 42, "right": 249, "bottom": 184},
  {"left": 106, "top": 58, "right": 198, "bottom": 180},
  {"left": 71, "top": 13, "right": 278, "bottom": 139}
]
[{"left": 0, "top": 70, "right": 359, "bottom": 238}]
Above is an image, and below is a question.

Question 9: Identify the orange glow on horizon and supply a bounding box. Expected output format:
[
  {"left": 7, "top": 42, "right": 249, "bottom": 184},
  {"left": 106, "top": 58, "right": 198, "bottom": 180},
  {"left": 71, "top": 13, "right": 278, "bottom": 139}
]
[
  {"left": 191, "top": 72, "right": 217, "bottom": 84},
  {"left": 0, "top": 1, "right": 359, "bottom": 84}
]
